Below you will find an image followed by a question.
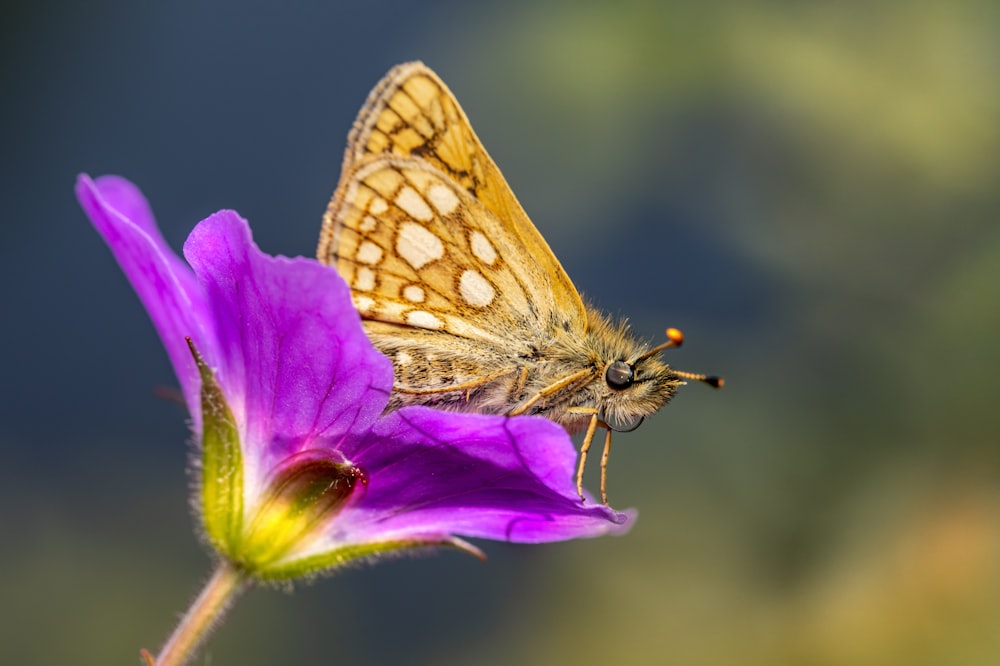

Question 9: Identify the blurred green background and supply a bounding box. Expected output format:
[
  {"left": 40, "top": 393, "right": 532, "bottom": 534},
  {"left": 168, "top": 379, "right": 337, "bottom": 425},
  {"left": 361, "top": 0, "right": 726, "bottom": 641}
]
[{"left": 2, "top": 1, "right": 999, "bottom": 664}]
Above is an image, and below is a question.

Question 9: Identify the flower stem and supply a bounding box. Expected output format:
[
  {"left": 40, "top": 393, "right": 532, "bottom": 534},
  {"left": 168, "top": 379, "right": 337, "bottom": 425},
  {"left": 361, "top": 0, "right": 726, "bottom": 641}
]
[{"left": 151, "top": 561, "right": 248, "bottom": 666}]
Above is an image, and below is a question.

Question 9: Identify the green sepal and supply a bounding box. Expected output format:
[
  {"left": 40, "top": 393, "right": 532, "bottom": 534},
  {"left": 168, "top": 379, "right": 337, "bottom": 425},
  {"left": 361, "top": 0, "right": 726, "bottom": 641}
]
[
  {"left": 187, "top": 338, "right": 244, "bottom": 556},
  {"left": 254, "top": 536, "right": 487, "bottom": 581}
]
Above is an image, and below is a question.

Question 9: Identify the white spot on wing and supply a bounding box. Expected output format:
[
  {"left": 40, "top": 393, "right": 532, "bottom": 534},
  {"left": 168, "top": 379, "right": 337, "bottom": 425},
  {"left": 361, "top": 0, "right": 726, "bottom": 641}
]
[
  {"left": 355, "top": 267, "right": 375, "bottom": 291},
  {"left": 403, "top": 284, "right": 425, "bottom": 303},
  {"left": 395, "top": 186, "right": 433, "bottom": 222},
  {"left": 406, "top": 310, "right": 444, "bottom": 329},
  {"left": 359, "top": 215, "right": 377, "bottom": 232},
  {"left": 469, "top": 230, "right": 497, "bottom": 266},
  {"left": 459, "top": 270, "right": 496, "bottom": 308},
  {"left": 354, "top": 295, "right": 375, "bottom": 313},
  {"left": 427, "top": 183, "right": 459, "bottom": 215},
  {"left": 356, "top": 241, "right": 383, "bottom": 265},
  {"left": 370, "top": 197, "right": 388, "bottom": 214},
  {"left": 397, "top": 222, "right": 444, "bottom": 269}
]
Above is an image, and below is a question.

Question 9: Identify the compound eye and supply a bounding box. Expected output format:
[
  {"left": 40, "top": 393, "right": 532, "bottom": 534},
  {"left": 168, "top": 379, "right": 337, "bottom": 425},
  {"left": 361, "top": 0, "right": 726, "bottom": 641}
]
[{"left": 605, "top": 360, "right": 635, "bottom": 390}]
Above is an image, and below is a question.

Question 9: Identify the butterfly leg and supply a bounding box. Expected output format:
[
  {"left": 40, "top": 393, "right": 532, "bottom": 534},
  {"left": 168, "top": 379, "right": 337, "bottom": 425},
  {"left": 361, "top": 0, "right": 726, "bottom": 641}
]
[
  {"left": 508, "top": 367, "right": 595, "bottom": 416},
  {"left": 576, "top": 412, "right": 601, "bottom": 503},
  {"left": 599, "top": 428, "right": 613, "bottom": 506},
  {"left": 513, "top": 366, "right": 529, "bottom": 397}
]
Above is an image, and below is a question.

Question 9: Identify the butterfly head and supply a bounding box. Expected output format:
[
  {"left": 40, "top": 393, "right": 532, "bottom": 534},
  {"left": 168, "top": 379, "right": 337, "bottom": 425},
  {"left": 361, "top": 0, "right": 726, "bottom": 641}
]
[{"left": 589, "top": 319, "right": 723, "bottom": 433}]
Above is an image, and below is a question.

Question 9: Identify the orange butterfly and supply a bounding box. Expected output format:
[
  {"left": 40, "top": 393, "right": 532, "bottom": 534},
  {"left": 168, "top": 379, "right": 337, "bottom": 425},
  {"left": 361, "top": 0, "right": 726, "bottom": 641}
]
[{"left": 319, "top": 62, "right": 721, "bottom": 504}]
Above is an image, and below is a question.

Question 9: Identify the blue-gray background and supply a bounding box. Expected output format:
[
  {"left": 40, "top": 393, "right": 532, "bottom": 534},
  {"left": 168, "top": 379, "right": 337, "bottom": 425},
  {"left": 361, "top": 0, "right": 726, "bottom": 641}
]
[{"left": 3, "top": 2, "right": 999, "bottom": 665}]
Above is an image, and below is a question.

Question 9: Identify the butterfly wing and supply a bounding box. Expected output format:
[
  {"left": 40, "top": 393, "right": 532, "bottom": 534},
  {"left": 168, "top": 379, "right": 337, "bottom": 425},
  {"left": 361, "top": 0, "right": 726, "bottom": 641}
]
[
  {"left": 319, "top": 61, "right": 587, "bottom": 336},
  {"left": 326, "top": 155, "right": 564, "bottom": 348}
]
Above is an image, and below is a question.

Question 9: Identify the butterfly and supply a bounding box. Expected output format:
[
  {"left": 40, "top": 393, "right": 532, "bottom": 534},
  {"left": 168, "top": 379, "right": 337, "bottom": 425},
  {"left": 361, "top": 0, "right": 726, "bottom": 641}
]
[{"left": 318, "top": 62, "right": 720, "bottom": 505}]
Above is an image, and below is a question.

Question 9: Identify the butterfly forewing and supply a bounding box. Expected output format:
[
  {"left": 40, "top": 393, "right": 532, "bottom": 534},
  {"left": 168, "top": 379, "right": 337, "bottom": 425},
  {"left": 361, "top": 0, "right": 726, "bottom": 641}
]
[
  {"left": 328, "top": 155, "right": 559, "bottom": 345},
  {"left": 320, "top": 61, "right": 586, "bottom": 329}
]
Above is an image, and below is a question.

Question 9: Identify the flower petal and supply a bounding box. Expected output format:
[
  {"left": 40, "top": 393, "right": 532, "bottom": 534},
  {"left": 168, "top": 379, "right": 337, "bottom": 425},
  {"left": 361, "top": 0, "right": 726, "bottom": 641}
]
[
  {"left": 323, "top": 407, "right": 634, "bottom": 547},
  {"left": 79, "top": 173, "right": 633, "bottom": 575},
  {"left": 182, "top": 214, "right": 394, "bottom": 475},
  {"left": 76, "top": 174, "right": 215, "bottom": 424}
]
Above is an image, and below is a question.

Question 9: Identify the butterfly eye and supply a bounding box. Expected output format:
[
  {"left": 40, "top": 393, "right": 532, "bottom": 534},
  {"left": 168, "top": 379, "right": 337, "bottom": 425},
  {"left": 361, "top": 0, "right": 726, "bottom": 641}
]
[
  {"left": 605, "top": 360, "right": 635, "bottom": 390},
  {"left": 603, "top": 412, "right": 644, "bottom": 433}
]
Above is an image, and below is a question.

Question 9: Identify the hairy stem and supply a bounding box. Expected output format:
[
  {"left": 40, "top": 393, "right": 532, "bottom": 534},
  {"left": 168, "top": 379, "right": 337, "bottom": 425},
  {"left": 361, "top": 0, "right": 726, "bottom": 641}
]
[{"left": 151, "top": 561, "right": 247, "bottom": 666}]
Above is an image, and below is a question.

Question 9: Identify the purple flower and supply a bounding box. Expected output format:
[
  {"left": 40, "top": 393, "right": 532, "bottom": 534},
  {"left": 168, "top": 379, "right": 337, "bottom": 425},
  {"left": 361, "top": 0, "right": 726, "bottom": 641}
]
[{"left": 77, "top": 174, "right": 633, "bottom": 579}]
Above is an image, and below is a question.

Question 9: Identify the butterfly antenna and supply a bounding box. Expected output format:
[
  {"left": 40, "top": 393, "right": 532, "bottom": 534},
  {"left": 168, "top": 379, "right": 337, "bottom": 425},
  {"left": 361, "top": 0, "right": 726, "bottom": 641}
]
[
  {"left": 635, "top": 328, "right": 724, "bottom": 388},
  {"left": 633, "top": 327, "right": 686, "bottom": 362},
  {"left": 673, "top": 369, "right": 724, "bottom": 389}
]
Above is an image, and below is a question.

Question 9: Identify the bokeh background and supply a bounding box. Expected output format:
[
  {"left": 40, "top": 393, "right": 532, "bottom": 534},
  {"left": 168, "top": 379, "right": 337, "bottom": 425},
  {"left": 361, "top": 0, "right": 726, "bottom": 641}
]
[{"left": 3, "top": 1, "right": 999, "bottom": 664}]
